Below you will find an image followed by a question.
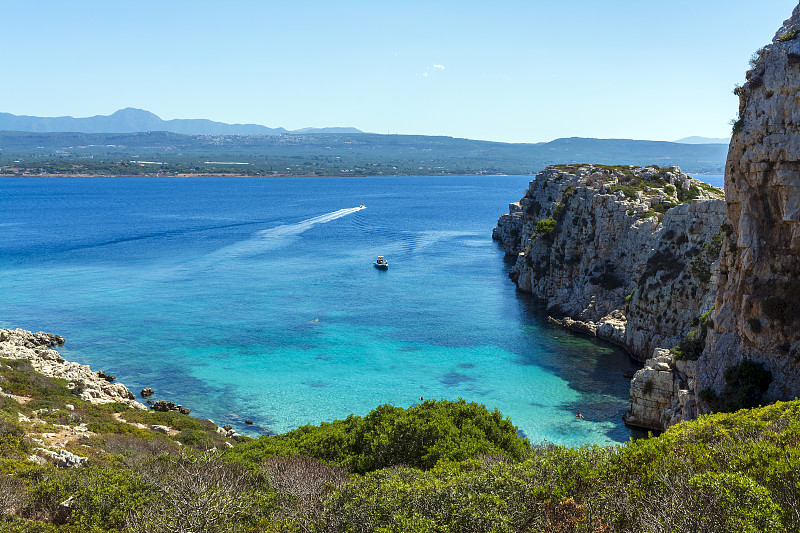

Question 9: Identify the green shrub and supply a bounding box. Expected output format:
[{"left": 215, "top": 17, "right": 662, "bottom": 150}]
[
  {"left": 653, "top": 201, "right": 677, "bottom": 214},
  {"left": 25, "top": 466, "right": 153, "bottom": 530},
  {"left": 177, "top": 428, "right": 214, "bottom": 447},
  {"left": 706, "top": 232, "right": 724, "bottom": 257},
  {"left": 526, "top": 201, "right": 541, "bottom": 217},
  {"left": 0, "top": 519, "right": 63, "bottom": 532},
  {"left": 689, "top": 472, "right": 781, "bottom": 533},
  {"left": 721, "top": 359, "right": 772, "bottom": 411},
  {"left": 87, "top": 418, "right": 145, "bottom": 435},
  {"left": 0, "top": 415, "right": 30, "bottom": 460},
  {"left": 731, "top": 117, "right": 744, "bottom": 136},
  {"left": 533, "top": 217, "right": 557, "bottom": 238},
  {"left": 120, "top": 409, "right": 215, "bottom": 432},
  {"left": 227, "top": 399, "right": 529, "bottom": 474},
  {"left": 677, "top": 183, "right": 701, "bottom": 203},
  {"left": 610, "top": 184, "right": 637, "bottom": 200},
  {"left": 672, "top": 330, "right": 705, "bottom": 361}
]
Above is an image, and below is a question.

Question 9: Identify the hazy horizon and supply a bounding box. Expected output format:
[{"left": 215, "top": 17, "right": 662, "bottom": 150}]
[{"left": 2, "top": 1, "right": 796, "bottom": 143}]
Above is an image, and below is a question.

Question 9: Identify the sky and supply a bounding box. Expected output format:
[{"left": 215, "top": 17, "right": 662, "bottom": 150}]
[{"left": 2, "top": 0, "right": 798, "bottom": 143}]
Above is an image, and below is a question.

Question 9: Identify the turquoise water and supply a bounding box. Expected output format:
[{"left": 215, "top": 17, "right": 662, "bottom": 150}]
[{"left": 1, "top": 176, "right": 643, "bottom": 446}]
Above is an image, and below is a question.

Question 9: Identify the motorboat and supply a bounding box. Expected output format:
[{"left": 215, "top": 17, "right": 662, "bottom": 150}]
[{"left": 374, "top": 256, "right": 388, "bottom": 270}]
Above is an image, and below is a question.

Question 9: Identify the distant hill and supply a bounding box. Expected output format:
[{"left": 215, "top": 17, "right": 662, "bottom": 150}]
[
  {"left": 673, "top": 136, "right": 730, "bottom": 144},
  {"left": 0, "top": 131, "right": 729, "bottom": 177},
  {"left": 0, "top": 108, "right": 363, "bottom": 135}
]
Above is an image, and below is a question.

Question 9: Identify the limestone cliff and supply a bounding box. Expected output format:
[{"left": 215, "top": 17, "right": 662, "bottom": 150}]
[
  {"left": 493, "top": 164, "right": 725, "bottom": 369},
  {"left": 698, "top": 6, "right": 800, "bottom": 405},
  {"left": 497, "top": 3, "right": 800, "bottom": 432}
]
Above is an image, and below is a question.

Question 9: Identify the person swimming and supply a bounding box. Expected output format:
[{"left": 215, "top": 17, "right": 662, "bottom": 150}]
[{"left": 576, "top": 411, "right": 584, "bottom": 419}]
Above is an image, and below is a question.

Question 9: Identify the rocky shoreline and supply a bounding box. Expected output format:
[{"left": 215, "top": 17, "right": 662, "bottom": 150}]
[
  {"left": 0, "top": 327, "right": 254, "bottom": 446},
  {"left": 0, "top": 328, "right": 147, "bottom": 410}
]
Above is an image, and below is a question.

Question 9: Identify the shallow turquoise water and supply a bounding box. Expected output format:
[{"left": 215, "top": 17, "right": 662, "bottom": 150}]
[{"left": 0, "top": 176, "right": 643, "bottom": 445}]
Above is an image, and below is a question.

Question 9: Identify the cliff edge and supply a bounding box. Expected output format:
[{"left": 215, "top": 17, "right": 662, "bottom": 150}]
[
  {"left": 495, "top": 2, "right": 800, "bottom": 431},
  {"left": 699, "top": 6, "right": 800, "bottom": 405}
]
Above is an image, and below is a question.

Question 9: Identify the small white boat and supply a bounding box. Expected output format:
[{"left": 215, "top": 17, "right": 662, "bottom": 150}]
[
  {"left": 359, "top": 204, "right": 366, "bottom": 209},
  {"left": 374, "top": 256, "right": 388, "bottom": 270}
]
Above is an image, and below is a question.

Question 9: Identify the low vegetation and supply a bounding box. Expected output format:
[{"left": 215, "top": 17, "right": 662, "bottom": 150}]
[
  {"left": 0, "top": 132, "right": 729, "bottom": 178},
  {"left": 1, "top": 359, "right": 799, "bottom": 531},
  {"left": 672, "top": 308, "right": 714, "bottom": 361}
]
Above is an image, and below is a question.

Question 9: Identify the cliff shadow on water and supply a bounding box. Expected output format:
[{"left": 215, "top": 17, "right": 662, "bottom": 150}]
[{"left": 499, "top": 247, "right": 651, "bottom": 442}]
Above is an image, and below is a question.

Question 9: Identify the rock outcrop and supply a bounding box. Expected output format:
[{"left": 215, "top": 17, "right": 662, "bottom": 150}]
[
  {"left": 0, "top": 328, "right": 147, "bottom": 410},
  {"left": 623, "top": 349, "right": 699, "bottom": 430},
  {"left": 152, "top": 399, "right": 191, "bottom": 415},
  {"left": 494, "top": 164, "right": 725, "bottom": 365},
  {"left": 497, "top": 3, "right": 800, "bottom": 432},
  {"left": 33, "top": 448, "right": 88, "bottom": 469},
  {"left": 698, "top": 6, "right": 800, "bottom": 406}
]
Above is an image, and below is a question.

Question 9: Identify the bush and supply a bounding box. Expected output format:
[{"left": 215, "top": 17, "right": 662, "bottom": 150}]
[
  {"left": 127, "top": 451, "right": 264, "bottom": 533},
  {"left": 721, "top": 359, "right": 772, "bottom": 411},
  {"left": 731, "top": 117, "right": 744, "bottom": 136},
  {"left": 610, "top": 184, "right": 637, "bottom": 200},
  {"left": 672, "top": 330, "right": 705, "bottom": 361},
  {"left": 24, "top": 466, "right": 152, "bottom": 530},
  {"left": 0, "top": 415, "right": 30, "bottom": 460},
  {"left": 534, "top": 217, "right": 557, "bottom": 238},
  {"left": 689, "top": 472, "right": 781, "bottom": 532},
  {"left": 227, "top": 399, "right": 530, "bottom": 474}
]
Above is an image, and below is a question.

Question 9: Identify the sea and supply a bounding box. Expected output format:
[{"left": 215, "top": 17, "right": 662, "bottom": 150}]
[{"left": 0, "top": 174, "right": 723, "bottom": 446}]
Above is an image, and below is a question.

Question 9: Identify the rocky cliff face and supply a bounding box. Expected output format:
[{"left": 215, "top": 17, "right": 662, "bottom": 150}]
[
  {"left": 698, "top": 6, "right": 800, "bottom": 405},
  {"left": 497, "top": 4, "right": 800, "bottom": 432},
  {"left": 494, "top": 164, "right": 725, "bottom": 370}
]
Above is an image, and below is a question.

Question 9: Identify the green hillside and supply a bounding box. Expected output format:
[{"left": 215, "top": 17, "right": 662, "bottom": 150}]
[
  {"left": 1, "top": 357, "right": 798, "bottom": 532},
  {"left": 0, "top": 132, "right": 728, "bottom": 177}
]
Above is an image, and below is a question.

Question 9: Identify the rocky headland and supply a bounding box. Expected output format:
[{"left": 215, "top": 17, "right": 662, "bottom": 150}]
[
  {"left": 493, "top": 164, "right": 725, "bottom": 358},
  {"left": 495, "top": 6, "right": 800, "bottom": 432},
  {"left": 0, "top": 328, "right": 147, "bottom": 410}
]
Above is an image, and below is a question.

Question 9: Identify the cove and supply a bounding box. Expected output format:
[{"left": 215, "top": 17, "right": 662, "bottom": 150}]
[{"left": 0, "top": 176, "right": 644, "bottom": 446}]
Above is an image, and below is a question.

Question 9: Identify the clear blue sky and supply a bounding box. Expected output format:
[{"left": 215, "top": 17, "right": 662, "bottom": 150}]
[{"left": 2, "top": 0, "right": 797, "bottom": 143}]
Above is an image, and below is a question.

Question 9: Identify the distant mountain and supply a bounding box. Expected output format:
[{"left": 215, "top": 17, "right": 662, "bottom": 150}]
[
  {"left": 0, "top": 108, "right": 363, "bottom": 135},
  {"left": 673, "top": 136, "right": 730, "bottom": 144}
]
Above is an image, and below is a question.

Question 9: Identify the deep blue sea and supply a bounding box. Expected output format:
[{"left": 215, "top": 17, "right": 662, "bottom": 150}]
[{"left": 0, "top": 174, "right": 693, "bottom": 446}]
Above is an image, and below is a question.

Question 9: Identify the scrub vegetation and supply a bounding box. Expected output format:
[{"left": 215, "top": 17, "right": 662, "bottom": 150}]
[{"left": 1, "top": 360, "right": 799, "bottom": 532}]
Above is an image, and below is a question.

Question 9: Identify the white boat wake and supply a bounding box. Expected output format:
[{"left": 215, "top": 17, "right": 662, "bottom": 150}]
[{"left": 207, "top": 206, "right": 364, "bottom": 260}]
